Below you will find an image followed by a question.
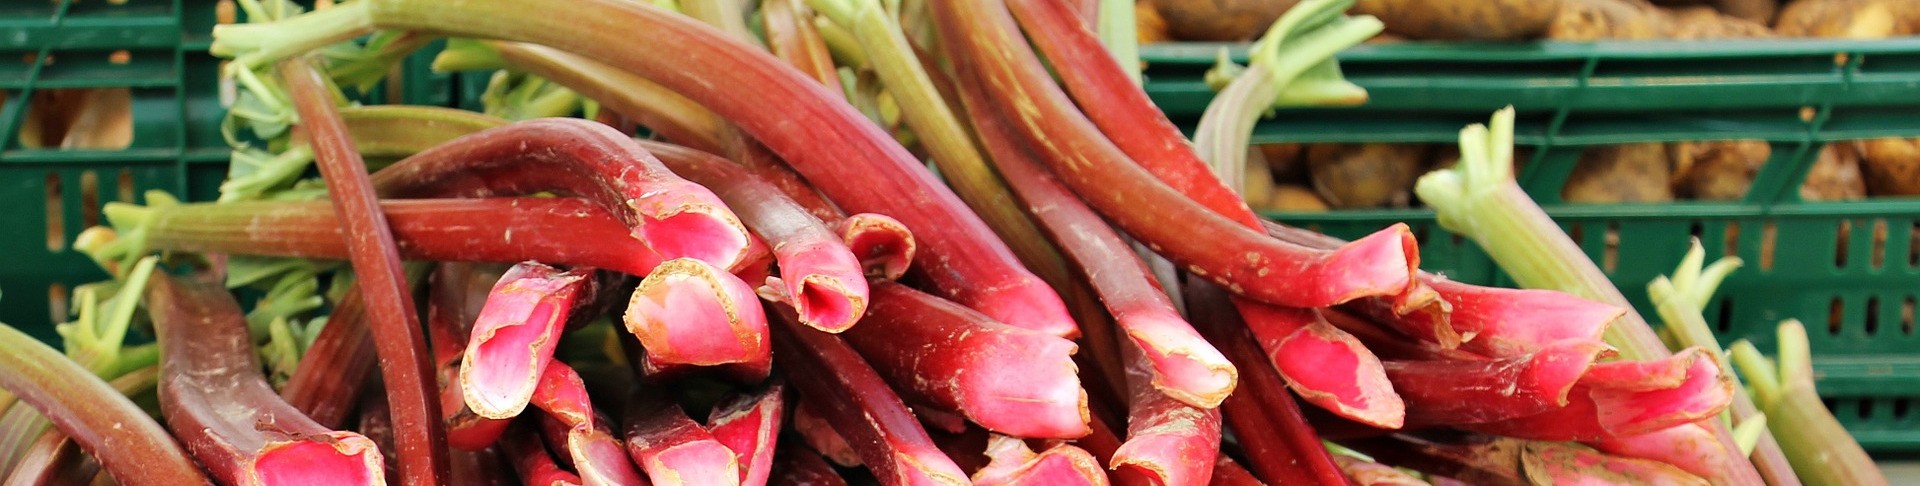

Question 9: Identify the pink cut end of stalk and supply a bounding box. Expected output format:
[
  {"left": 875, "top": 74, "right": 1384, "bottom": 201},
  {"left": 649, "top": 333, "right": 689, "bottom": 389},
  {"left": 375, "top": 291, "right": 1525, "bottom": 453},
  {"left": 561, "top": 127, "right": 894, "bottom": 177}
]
[
  {"left": 1523, "top": 440, "right": 1710, "bottom": 486},
  {"left": 529, "top": 362, "right": 595, "bottom": 428},
  {"left": 1244, "top": 305, "right": 1405, "bottom": 429},
  {"left": 778, "top": 241, "right": 870, "bottom": 332},
  {"left": 568, "top": 424, "right": 651, "bottom": 486},
  {"left": 1522, "top": 341, "right": 1616, "bottom": 408},
  {"left": 1124, "top": 313, "right": 1238, "bottom": 408},
  {"left": 1589, "top": 423, "right": 1729, "bottom": 482},
  {"left": 959, "top": 332, "right": 1092, "bottom": 438},
  {"left": 442, "top": 381, "right": 511, "bottom": 451},
  {"left": 252, "top": 434, "right": 387, "bottom": 486},
  {"left": 625, "top": 258, "right": 771, "bottom": 367},
  {"left": 970, "top": 436, "right": 1108, "bottom": 486},
  {"left": 1311, "top": 224, "right": 1419, "bottom": 306},
  {"left": 1110, "top": 409, "right": 1222, "bottom": 486},
  {"left": 629, "top": 187, "right": 755, "bottom": 270},
  {"left": 1434, "top": 278, "right": 1623, "bottom": 358},
  {"left": 1580, "top": 349, "right": 1695, "bottom": 393},
  {"left": 639, "top": 440, "right": 743, "bottom": 486},
  {"left": 707, "top": 384, "right": 784, "bottom": 486},
  {"left": 1590, "top": 349, "right": 1734, "bottom": 436},
  {"left": 839, "top": 213, "right": 916, "bottom": 280},
  {"left": 461, "top": 263, "right": 588, "bottom": 419}
]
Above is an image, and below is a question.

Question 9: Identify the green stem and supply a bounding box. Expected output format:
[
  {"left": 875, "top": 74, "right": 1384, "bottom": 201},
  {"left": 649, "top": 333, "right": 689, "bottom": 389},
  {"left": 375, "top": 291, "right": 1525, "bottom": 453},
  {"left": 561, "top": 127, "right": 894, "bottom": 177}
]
[
  {"left": 1414, "top": 108, "right": 1669, "bottom": 362},
  {"left": 1766, "top": 319, "right": 1887, "bottom": 485},
  {"left": 1729, "top": 341, "right": 1782, "bottom": 406},
  {"left": 0, "top": 323, "right": 208, "bottom": 485},
  {"left": 211, "top": 1, "right": 376, "bottom": 68},
  {"left": 1094, "top": 0, "right": 1139, "bottom": 85},
  {"left": 430, "top": 38, "right": 509, "bottom": 72}
]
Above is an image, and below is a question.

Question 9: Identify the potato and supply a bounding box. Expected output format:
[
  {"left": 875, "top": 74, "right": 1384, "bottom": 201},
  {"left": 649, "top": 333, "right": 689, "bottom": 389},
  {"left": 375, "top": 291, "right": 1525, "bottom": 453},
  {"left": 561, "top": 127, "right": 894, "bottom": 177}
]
[
  {"left": 1775, "top": 0, "right": 1902, "bottom": 37},
  {"left": 1259, "top": 143, "right": 1307, "bottom": 182},
  {"left": 1355, "top": 0, "right": 1566, "bottom": 40},
  {"left": 1266, "top": 184, "right": 1332, "bottom": 212},
  {"left": 1854, "top": 138, "right": 1920, "bottom": 196},
  {"left": 1800, "top": 143, "right": 1868, "bottom": 201},
  {"left": 1147, "top": 0, "right": 1297, "bottom": 42},
  {"left": 61, "top": 88, "right": 133, "bottom": 150},
  {"left": 1549, "top": 0, "right": 1672, "bottom": 40},
  {"left": 1242, "top": 146, "right": 1277, "bottom": 206},
  {"left": 1714, "top": 0, "right": 1780, "bottom": 22},
  {"left": 1135, "top": 0, "right": 1173, "bottom": 44},
  {"left": 1665, "top": 6, "right": 1777, "bottom": 37},
  {"left": 1305, "top": 143, "right": 1430, "bottom": 208},
  {"left": 1563, "top": 143, "right": 1675, "bottom": 203},
  {"left": 1669, "top": 140, "right": 1770, "bottom": 200}
]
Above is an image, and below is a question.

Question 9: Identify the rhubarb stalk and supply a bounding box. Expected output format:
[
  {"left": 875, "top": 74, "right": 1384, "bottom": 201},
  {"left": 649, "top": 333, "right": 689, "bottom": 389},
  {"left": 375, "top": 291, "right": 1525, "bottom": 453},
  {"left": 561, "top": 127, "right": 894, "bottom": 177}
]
[
  {"left": 280, "top": 56, "right": 445, "bottom": 485},
  {"left": 148, "top": 272, "right": 384, "bottom": 485},
  {"left": 707, "top": 383, "right": 786, "bottom": 486},
  {"left": 1110, "top": 340, "right": 1223, "bottom": 485},
  {"left": 429, "top": 263, "right": 514, "bottom": 451},
  {"left": 501, "top": 421, "right": 584, "bottom": 486},
  {"left": 461, "top": 262, "right": 593, "bottom": 419},
  {"left": 624, "top": 258, "right": 771, "bottom": 375},
  {"left": 769, "top": 308, "right": 969, "bottom": 485},
  {"left": 622, "top": 389, "right": 743, "bottom": 486},
  {"left": 770, "top": 443, "right": 849, "bottom": 486},
  {"left": 1, "top": 365, "right": 156, "bottom": 486},
  {"left": 281, "top": 284, "right": 377, "bottom": 429},
  {"left": 1732, "top": 322, "right": 1887, "bottom": 486},
  {"left": 1385, "top": 340, "right": 1611, "bottom": 426},
  {"left": 970, "top": 436, "right": 1109, "bottom": 486}
]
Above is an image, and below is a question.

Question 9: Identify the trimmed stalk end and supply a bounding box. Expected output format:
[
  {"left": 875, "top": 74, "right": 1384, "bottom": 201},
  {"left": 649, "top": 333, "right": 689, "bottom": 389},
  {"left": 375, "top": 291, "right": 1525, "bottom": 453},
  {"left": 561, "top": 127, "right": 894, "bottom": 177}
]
[
  {"left": 624, "top": 258, "right": 770, "bottom": 367},
  {"left": 838, "top": 213, "right": 917, "bottom": 280},
  {"left": 628, "top": 189, "right": 753, "bottom": 270},
  {"left": 1123, "top": 315, "right": 1238, "bottom": 409},
  {"left": 1277, "top": 320, "right": 1406, "bottom": 429},
  {"left": 252, "top": 434, "right": 387, "bottom": 486},
  {"left": 959, "top": 333, "right": 1091, "bottom": 439}
]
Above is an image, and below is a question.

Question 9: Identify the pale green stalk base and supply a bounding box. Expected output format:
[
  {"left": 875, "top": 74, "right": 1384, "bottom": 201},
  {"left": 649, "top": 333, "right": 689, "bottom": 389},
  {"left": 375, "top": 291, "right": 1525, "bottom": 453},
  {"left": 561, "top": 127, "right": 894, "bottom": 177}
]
[
  {"left": 1096, "top": 0, "right": 1141, "bottom": 86},
  {"left": 1733, "top": 323, "right": 1888, "bottom": 486}
]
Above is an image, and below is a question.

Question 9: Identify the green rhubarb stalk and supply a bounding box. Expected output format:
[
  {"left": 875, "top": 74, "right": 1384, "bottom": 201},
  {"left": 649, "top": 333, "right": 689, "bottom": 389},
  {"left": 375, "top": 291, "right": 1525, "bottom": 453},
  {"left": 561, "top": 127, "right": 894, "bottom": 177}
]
[
  {"left": 1731, "top": 323, "right": 1887, "bottom": 486},
  {"left": 1095, "top": 0, "right": 1141, "bottom": 85},
  {"left": 1649, "top": 241, "right": 1800, "bottom": 486},
  {"left": 0, "top": 322, "right": 207, "bottom": 485},
  {"left": 1414, "top": 107, "right": 1670, "bottom": 361}
]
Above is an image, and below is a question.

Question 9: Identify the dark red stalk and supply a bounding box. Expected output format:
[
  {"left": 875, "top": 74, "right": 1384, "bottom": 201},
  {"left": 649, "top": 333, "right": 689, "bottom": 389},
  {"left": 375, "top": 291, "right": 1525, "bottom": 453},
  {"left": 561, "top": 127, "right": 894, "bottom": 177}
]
[
  {"left": 770, "top": 308, "right": 970, "bottom": 485},
  {"left": 502, "top": 421, "right": 584, "bottom": 486},
  {"left": 136, "top": 198, "right": 673, "bottom": 276},
  {"left": 428, "top": 263, "right": 512, "bottom": 451},
  {"left": 1320, "top": 307, "right": 1482, "bottom": 362},
  {"left": 281, "top": 56, "right": 447, "bottom": 484},
  {"left": 836, "top": 213, "right": 917, "bottom": 280},
  {"left": 1525, "top": 440, "right": 1709, "bottom": 485},
  {"left": 1110, "top": 340, "right": 1222, "bottom": 486},
  {"left": 622, "top": 389, "right": 742, "bottom": 486},
  {"left": 638, "top": 139, "right": 869, "bottom": 332},
  {"left": 539, "top": 411, "right": 650, "bottom": 485},
  {"left": 933, "top": 0, "right": 1413, "bottom": 309},
  {"left": 148, "top": 273, "right": 383, "bottom": 485},
  {"left": 952, "top": 64, "right": 1234, "bottom": 408},
  {"left": 461, "top": 263, "right": 593, "bottom": 419},
  {"left": 1386, "top": 340, "right": 1612, "bottom": 426},
  {"left": 1340, "top": 433, "right": 1527, "bottom": 485},
  {"left": 970, "top": 436, "right": 1109, "bottom": 486},
  {"left": 707, "top": 383, "right": 785, "bottom": 486},
  {"left": 450, "top": 447, "right": 512, "bottom": 486},
  {"left": 281, "top": 285, "right": 376, "bottom": 429},
  {"left": 1210, "top": 455, "right": 1267, "bottom": 486},
  {"left": 371, "top": 117, "right": 751, "bottom": 269},
  {"left": 762, "top": 0, "right": 845, "bottom": 93},
  {"left": 1466, "top": 348, "right": 1735, "bottom": 441},
  {"left": 624, "top": 258, "right": 771, "bottom": 375},
  {"left": 838, "top": 282, "right": 1088, "bottom": 439},
  {"left": 770, "top": 443, "right": 849, "bottom": 486},
  {"left": 790, "top": 399, "right": 862, "bottom": 467},
  {"left": 3, "top": 427, "right": 99, "bottom": 486},
  {"left": 357, "top": 390, "right": 399, "bottom": 483},
  {"left": 1181, "top": 278, "right": 1350, "bottom": 486},
  {"left": 1237, "top": 304, "right": 1403, "bottom": 428}
]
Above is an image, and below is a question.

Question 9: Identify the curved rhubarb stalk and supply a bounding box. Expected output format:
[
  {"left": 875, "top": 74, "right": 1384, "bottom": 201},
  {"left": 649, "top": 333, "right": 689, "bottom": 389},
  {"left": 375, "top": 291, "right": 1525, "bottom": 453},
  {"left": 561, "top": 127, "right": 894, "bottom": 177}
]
[
  {"left": 538, "top": 411, "right": 650, "bottom": 486},
  {"left": 933, "top": 0, "right": 1412, "bottom": 309},
  {"left": 837, "top": 213, "right": 917, "bottom": 280},
  {"left": 281, "top": 56, "right": 446, "bottom": 485},
  {"left": 638, "top": 139, "right": 868, "bottom": 332},
  {"left": 211, "top": 0, "right": 1075, "bottom": 338},
  {"left": 2, "top": 365, "right": 156, "bottom": 486},
  {"left": 623, "top": 390, "right": 743, "bottom": 486},
  {"left": 769, "top": 309, "right": 970, "bottom": 485},
  {"left": 1333, "top": 455, "right": 1430, "bottom": 486},
  {"left": 148, "top": 273, "right": 384, "bottom": 486},
  {"left": 708, "top": 383, "right": 786, "bottom": 486},
  {"left": 1238, "top": 304, "right": 1404, "bottom": 428},
  {"left": 1209, "top": 455, "right": 1266, "bottom": 486},
  {"left": 1523, "top": 441, "right": 1708, "bottom": 486},
  {"left": 338, "top": 105, "right": 509, "bottom": 159},
  {"left": 971, "top": 436, "right": 1108, "bottom": 486},
  {"left": 954, "top": 69, "right": 1234, "bottom": 408},
  {"left": 1387, "top": 340, "right": 1612, "bottom": 426},
  {"left": 1110, "top": 340, "right": 1222, "bottom": 486},
  {"left": 791, "top": 400, "right": 861, "bottom": 467},
  {"left": 623, "top": 258, "right": 771, "bottom": 375},
  {"left": 281, "top": 285, "right": 376, "bottom": 429},
  {"left": 764, "top": 0, "right": 844, "bottom": 92},
  {"left": 428, "top": 263, "right": 513, "bottom": 451},
  {"left": 840, "top": 282, "right": 1089, "bottom": 439},
  {"left": 461, "top": 263, "right": 593, "bottom": 419},
  {"left": 1590, "top": 424, "right": 1740, "bottom": 484},
  {"left": 1468, "top": 348, "right": 1735, "bottom": 441},
  {"left": 371, "top": 117, "right": 749, "bottom": 269},
  {"left": 770, "top": 443, "right": 850, "bottom": 486},
  {"left": 502, "top": 421, "right": 584, "bottom": 486}
]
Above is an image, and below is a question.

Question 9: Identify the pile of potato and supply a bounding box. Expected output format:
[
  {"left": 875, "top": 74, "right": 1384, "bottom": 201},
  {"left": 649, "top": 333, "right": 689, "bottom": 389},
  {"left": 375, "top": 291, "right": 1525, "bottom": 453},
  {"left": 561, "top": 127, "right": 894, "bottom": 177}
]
[{"left": 1139, "top": 0, "right": 1920, "bottom": 209}]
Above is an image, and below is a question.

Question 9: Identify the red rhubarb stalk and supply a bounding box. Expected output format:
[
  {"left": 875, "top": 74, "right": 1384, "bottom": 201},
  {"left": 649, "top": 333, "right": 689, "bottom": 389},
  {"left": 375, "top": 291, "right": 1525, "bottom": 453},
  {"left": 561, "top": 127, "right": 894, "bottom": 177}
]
[
  {"left": 638, "top": 139, "right": 869, "bottom": 332},
  {"left": 1523, "top": 441, "right": 1708, "bottom": 486},
  {"left": 1110, "top": 340, "right": 1223, "bottom": 486},
  {"left": 1238, "top": 304, "right": 1404, "bottom": 428},
  {"left": 1182, "top": 278, "right": 1349, "bottom": 486},
  {"left": 529, "top": 361, "right": 597, "bottom": 431},
  {"left": 539, "top": 412, "right": 650, "bottom": 486},
  {"left": 764, "top": 0, "right": 846, "bottom": 92},
  {"left": 148, "top": 273, "right": 384, "bottom": 486},
  {"left": 770, "top": 443, "right": 850, "bottom": 486},
  {"left": 624, "top": 258, "right": 772, "bottom": 375},
  {"left": 1427, "top": 278, "right": 1620, "bottom": 358},
  {"left": 1209, "top": 455, "right": 1267, "bottom": 486},
  {"left": 1, "top": 365, "right": 155, "bottom": 486},
  {"left": 371, "top": 117, "right": 749, "bottom": 269},
  {"left": 461, "top": 263, "right": 593, "bottom": 419},
  {"left": 839, "top": 282, "right": 1089, "bottom": 439},
  {"left": 622, "top": 389, "right": 743, "bottom": 486},
  {"left": 932, "top": 0, "right": 1413, "bottom": 309},
  {"left": 1385, "top": 340, "right": 1612, "bottom": 426},
  {"left": 707, "top": 383, "right": 786, "bottom": 486},
  {"left": 281, "top": 57, "right": 447, "bottom": 484},
  {"left": 970, "top": 436, "right": 1109, "bottom": 486},
  {"left": 953, "top": 69, "right": 1234, "bottom": 408},
  {"left": 1332, "top": 455, "right": 1430, "bottom": 486},
  {"left": 427, "top": 263, "right": 512, "bottom": 451},
  {"left": 770, "top": 309, "right": 969, "bottom": 485},
  {"left": 281, "top": 284, "right": 376, "bottom": 429},
  {"left": 502, "top": 421, "right": 584, "bottom": 486},
  {"left": 478, "top": 41, "right": 728, "bottom": 154},
  {"left": 0, "top": 323, "right": 208, "bottom": 486},
  {"left": 216, "top": 0, "right": 1076, "bottom": 337},
  {"left": 791, "top": 400, "right": 861, "bottom": 467},
  {"left": 1467, "top": 348, "right": 1735, "bottom": 441},
  {"left": 1590, "top": 424, "right": 1741, "bottom": 484},
  {"left": 836, "top": 213, "right": 917, "bottom": 280}
]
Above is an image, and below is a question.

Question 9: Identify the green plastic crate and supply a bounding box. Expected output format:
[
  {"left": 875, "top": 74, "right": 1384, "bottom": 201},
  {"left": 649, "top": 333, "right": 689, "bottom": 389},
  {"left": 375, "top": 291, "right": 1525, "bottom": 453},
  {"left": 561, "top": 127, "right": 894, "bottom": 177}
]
[
  {"left": 1144, "top": 40, "right": 1920, "bottom": 451},
  {"left": 0, "top": 0, "right": 453, "bottom": 345}
]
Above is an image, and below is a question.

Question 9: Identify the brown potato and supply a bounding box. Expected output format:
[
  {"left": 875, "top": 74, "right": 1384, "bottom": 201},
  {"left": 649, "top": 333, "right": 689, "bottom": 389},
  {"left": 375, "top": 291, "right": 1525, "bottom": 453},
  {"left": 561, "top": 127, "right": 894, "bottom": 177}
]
[
  {"left": 1854, "top": 137, "right": 1920, "bottom": 196},
  {"left": 1669, "top": 140, "right": 1770, "bottom": 200},
  {"left": 1266, "top": 184, "right": 1333, "bottom": 212},
  {"left": 1775, "top": 0, "right": 1902, "bottom": 37},
  {"left": 1259, "top": 143, "right": 1307, "bottom": 182},
  {"left": 1305, "top": 143, "right": 1430, "bottom": 209},
  {"left": 1148, "top": 0, "right": 1298, "bottom": 42},
  {"left": 1563, "top": 143, "right": 1675, "bottom": 203},
  {"left": 1800, "top": 143, "right": 1868, "bottom": 201},
  {"left": 1665, "top": 6, "right": 1778, "bottom": 37},
  {"left": 1356, "top": 0, "right": 1566, "bottom": 40},
  {"left": 1135, "top": 0, "right": 1173, "bottom": 44},
  {"left": 1549, "top": 0, "right": 1672, "bottom": 40}
]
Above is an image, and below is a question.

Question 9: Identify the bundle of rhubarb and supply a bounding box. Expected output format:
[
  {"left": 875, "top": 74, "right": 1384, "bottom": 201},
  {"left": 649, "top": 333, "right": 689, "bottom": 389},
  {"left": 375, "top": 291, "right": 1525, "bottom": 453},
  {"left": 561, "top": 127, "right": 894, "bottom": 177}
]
[{"left": 0, "top": 0, "right": 1882, "bottom": 484}]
